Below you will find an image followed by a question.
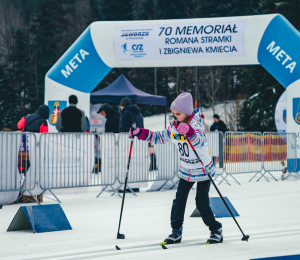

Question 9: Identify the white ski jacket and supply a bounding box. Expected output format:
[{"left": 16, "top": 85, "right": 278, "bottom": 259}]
[{"left": 145, "top": 108, "right": 215, "bottom": 182}]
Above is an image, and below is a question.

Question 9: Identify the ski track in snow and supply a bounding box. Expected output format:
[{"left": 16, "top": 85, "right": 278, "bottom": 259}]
[{"left": 1, "top": 172, "right": 300, "bottom": 260}]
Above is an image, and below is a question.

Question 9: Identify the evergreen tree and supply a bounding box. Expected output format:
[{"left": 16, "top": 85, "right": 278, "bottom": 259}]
[
  {"left": 0, "top": 28, "right": 34, "bottom": 130},
  {"left": 102, "top": 0, "right": 133, "bottom": 21},
  {"left": 238, "top": 66, "right": 284, "bottom": 132},
  {"left": 89, "top": 0, "right": 103, "bottom": 21},
  {"left": 156, "top": 0, "right": 187, "bottom": 19},
  {"left": 30, "top": 0, "right": 70, "bottom": 106}
]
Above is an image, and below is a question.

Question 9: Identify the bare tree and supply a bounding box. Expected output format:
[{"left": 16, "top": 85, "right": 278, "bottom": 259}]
[
  {"left": 199, "top": 66, "right": 230, "bottom": 114},
  {"left": 0, "top": 1, "right": 24, "bottom": 60},
  {"left": 65, "top": 0, "right": 93, "bottom": 45}
]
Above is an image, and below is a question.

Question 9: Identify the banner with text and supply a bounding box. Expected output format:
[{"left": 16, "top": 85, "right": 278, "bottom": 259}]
[{"left": 114, "top": 20, "right": 247, "bottom": 60}]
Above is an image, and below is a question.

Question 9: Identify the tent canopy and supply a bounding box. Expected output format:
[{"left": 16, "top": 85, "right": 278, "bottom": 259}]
[{"left": 90, "top": 74, "right": 167, "bottom": 106}]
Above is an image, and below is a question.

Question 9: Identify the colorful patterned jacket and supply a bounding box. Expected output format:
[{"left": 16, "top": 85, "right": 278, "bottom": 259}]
[{"left": 141, "top": 108, "right": 215, "bottom": 182}]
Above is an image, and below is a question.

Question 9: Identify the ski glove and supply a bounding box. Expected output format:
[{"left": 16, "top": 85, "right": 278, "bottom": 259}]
[
  {"left": 129, "top": 127, "right": 149, "bottom": 140},
  {"left": 177, "top": 123, "right": 195, "bottom": 138}
]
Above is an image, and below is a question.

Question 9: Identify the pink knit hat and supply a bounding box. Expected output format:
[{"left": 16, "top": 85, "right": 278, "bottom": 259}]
[{"left": 170, "top": 92, "right": 193, "bottom": 116}]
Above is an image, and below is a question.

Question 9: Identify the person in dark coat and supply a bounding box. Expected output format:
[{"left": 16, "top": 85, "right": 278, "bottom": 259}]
[
  {"left": 210, "top": 114, "right": 228, "bottom": 133},
  {"left": 119, "top": 97, "right": 144, "bottom": 132},
  {"left": 210, "top": 114, "right": 228, "bottom": 168},
  {"left": 56, "top": 95, "right": 87, "bottom": 132},
  {"left": 17, "top": 104, "right": 50, "bottom": 133},
  {"left": 97, "top": 104, "right": 120, "bottom": 133}
]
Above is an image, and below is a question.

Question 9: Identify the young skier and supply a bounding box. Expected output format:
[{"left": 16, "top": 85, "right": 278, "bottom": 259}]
[{"left": 129, "top": 92, "right": 222, "bottom": 244}]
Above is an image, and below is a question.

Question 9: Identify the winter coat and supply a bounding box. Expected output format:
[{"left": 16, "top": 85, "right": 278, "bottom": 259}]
[
  {"left": 143, "top": 108, "right": 215, "bottom": 182},
  {"left": 17, "top": 105, "right": 49, "bottom": 133},
  {"left": 56, "top": 104, "right": 87, "bottom": 132},
  {"left": 104, "top": 108, "right": 120, "bottom": 133},
  {"left": 119, "top": 104, "right": 144, "bottom": 132},
  {"left": 210, "top": 119, "right": 228, "bottom": 133}
]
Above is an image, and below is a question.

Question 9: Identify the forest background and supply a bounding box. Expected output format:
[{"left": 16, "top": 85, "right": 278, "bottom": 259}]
[{"left": 0, "top": 0, "right": 299, "bottom": 131}]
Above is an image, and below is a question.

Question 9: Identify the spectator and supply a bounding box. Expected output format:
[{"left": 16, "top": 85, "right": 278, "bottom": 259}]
[
  {"left": 17, "top": 104, "right": 50, "bottom": 203},
  {"left": 119, "top": 97, "right": 144, "bottom": 132},
  {"left": 56, "top": 95, "right": 87, "bottom": 132},
  {"left": 210, "top": 114, "right": 227, "bottom": 168},
  {"left": 17, "top": 104, "right": 50, "bottom": 133},
  {"left": 97, "top": 104, "right": 120, "bottom": 133},
  {"left": 210, "top": 114, "right": 228, "bottom": 133},
  {"left": 201, "top": 114, "right": 210, "bottom": 132}
]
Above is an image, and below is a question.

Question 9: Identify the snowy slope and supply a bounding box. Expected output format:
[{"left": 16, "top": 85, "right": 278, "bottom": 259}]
[{"left": 1, "top": 171, "right": 300, "bottom": 260}]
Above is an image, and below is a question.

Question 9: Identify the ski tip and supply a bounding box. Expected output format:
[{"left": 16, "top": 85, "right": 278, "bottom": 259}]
[
  {"left": 204, "top": 242, "right": 211, "bottom": 245},
  {"left": 116, "top": 245, "right": 121, "bottom": 250},
  {"left": 160, "top": 242, "right": 168, "bottom": 249}
]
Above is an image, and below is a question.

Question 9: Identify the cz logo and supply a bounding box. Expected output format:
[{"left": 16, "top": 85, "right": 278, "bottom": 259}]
[{"left": 132, "top": 44, "right": 143, "bottom": 51}]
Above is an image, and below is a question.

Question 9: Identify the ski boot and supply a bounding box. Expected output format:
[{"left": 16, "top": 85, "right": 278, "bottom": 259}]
[
  {"left": 205, "top": 228, "right": 223, "bottom": 244},
  {"left": 161, "top": 227, "right": 182, "bottom": 245}
]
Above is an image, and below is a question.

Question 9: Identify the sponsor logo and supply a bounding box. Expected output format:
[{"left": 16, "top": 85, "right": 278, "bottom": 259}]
[
  {"left": 171, "top": 133, "right": 186, "bottom": 141},
  {"left": 48, "top": 101, "right": 67, "bottom": 126},
  {"left": 121, "top": 31, "right": 149, "bottom": 37},
  {"left": 180, "top": 157, "right": 200, "bottom": 164},
  {"left": 120, "top": 43, "right": 146, "bottom": 58},
  {"left": 293, "top": 98, "right": 300, "bottom": 125},
  {"left": 122, "top": 43, "right": 127, "bottom": 53}
]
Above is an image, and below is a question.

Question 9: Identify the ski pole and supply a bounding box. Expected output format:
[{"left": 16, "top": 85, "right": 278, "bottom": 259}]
[
  {"left": 173, "top": 117, "right": 250, "bottom": 242},
  {"left": 117, "top": 122, "right": 136, "bottom": 239}
]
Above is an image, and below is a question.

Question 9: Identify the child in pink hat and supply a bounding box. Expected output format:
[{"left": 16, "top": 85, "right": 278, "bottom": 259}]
[{"left": 129, "top": 92, "right": 222, "bottom": 245}]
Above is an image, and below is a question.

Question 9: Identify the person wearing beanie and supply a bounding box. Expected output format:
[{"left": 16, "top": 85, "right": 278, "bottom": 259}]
[
  {"left": 17, "top": 104, "right": 50, "bottom": 133},
  {"left": 119, "top": 97, "right": 144, "bottom": 132},
  {"left": 210, "top": 114, "right": 228, "bottom": 169},
  {"left": 129, "top": 92, "right": 222, "bottom": 245},
  {"left": 210, "top": 114, "right": 228, "bottom": 134},
  {"left": 56, "top": 94, "right": 87, "bottom": 132},
  {"left": 97, "top": 104, "right": 120, "bottom": 133}
]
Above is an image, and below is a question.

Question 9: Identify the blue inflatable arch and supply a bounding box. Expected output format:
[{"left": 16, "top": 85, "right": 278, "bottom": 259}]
[{"left": 45, "top": 14, "right": 300, "bottom": 166}]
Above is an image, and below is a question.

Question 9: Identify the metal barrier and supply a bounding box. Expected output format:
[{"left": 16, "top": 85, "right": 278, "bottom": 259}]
[
  {"left": 38, "top": 133, "right": 119, "bottom": 200},
  {"left": 221, "top": 132, "right": 263, "bottom": 185},
  {"left": 95, "top": 133, "right": 118, "bottom": 197},
  {"left": 116, "top": 133, "right": 178, "bottom": 195},
  {"left": 205, "top": 132, "right": 225, "bottom": 182},
  {"left": 152, "top": 141, "right": 179, "bottom": 189},
  {"left": 0, "top": 132, "right": 37, "bottom": 204},
  {"left": 39, "top": 133, "right": 94, "bottom": 201},
  {"left": 260, "top": 132, "right": 298, "bottom": 181},
  {"left": 1, "top": 130, "right": 299, "bottom": 205}
]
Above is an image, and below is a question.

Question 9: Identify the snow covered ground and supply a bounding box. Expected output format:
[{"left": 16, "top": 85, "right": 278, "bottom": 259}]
[{"left": 1, "top": 171, "right": 300, "bottom": 260}]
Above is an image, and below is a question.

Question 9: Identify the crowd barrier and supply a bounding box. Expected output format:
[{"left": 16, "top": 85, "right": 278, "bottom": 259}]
[
  {"left": 261, "top": 132, "right": 298, "bottom": 180},
  {"left": 219, "top": 132, "right": 263, "bottom": 185},
  {"left": 218, "top": 132, "right": 298, "bottom": 185},
  {"left": 0, "top": 133, "right": 37, "bottom": 205},
  {"left": 110, "top": 133, "right": 179, "bottom": 196},
  {"left": 206, "top": 132, "right": 224, "bottom": 181},
  {"left": 0, "top": 131, "right": 298, "bottom": 205}
]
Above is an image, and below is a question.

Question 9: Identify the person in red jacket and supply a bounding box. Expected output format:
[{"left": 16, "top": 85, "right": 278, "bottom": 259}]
[{"left": 17, "top": 105, "right": 50, "bottom": 133}]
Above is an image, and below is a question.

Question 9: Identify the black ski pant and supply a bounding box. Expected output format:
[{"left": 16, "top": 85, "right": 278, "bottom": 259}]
[{"left": 171, "top": 178, "right": 222, "bottom": 232}]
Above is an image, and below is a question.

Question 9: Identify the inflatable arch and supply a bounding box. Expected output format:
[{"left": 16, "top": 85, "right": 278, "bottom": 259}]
[{"left": 45, "top": 14, "right": 300, "bottom": 168}]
